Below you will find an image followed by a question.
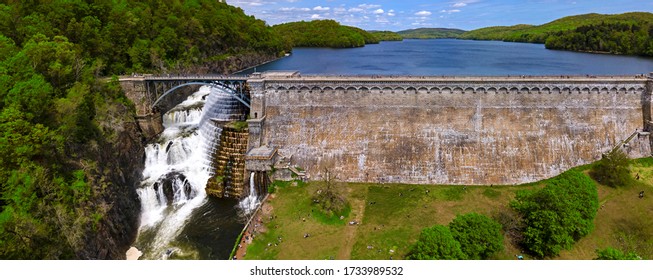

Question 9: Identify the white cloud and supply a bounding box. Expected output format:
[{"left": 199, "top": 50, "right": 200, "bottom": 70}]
[
  {"left": 387, "top": 11, "right": 395, "bottom": 16},
  {"left": 373, "top": 9, "right": 384, "bottom": 14},
  {"left": 311, "top": 14, "right": 321, "bottom": 19},
  {"left": 452, "top": 3, "right": 467, "bottom": 7},
  {"left": 334, "top": 7, "right": 346, "bottom": 13},
  {"left": 280, "top": 7, "right": 311, "bottom": 12},
  {"left": 313, "top": 6, "right": 330, "bottom": 11},
  {"left": 440, "top": 9, "right": 461, "bottom": 13},
  {"left": 415, "top": 11, "right": 432, "bottom": 16},
  {"left": 359, "top": 4, "right": 381, "bottom": 9},
  {"left": 348, "top": 7, "right": 364, "bottom": 12}
]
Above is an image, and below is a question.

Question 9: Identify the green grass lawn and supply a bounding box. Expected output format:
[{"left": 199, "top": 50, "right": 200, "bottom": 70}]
[{"left": 244, "top": 159, "right": 653, "bottom": 260}]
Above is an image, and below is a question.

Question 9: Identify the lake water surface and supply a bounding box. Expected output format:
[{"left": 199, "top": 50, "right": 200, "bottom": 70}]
[{"left": 241, "top": 39, "right": 653, "bottom": 75}]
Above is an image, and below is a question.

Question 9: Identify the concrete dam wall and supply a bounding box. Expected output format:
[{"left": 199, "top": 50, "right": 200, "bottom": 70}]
[{"left": 248, "top": 72, "right": 653, "bottom": 185}]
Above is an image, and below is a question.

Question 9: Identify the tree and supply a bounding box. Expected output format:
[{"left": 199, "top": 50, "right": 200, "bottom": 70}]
[
  {"left": 510, "top": 170, "right": 598, "bottom": 258},
  {"left": 590, "top": 148, "right": 632, "bottom": 187},
  {"left": 449, "top": 213, "right": 504, "bottom": 259},
  {"left": 407, "top": 225, "right": 466, "bottom": 260}
]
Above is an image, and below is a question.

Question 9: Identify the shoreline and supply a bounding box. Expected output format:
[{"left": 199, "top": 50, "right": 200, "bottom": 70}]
[
  {"left": 230, "top": 194, "right": 271, "bottom": 260},
  {"left": 234, "top": 54, "right": 289, "bottom": 74}
]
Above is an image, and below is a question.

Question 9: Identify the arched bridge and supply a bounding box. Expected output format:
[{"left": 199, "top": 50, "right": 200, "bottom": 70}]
[{"left": 119, "top": 74, "right": 251, "bottom": 114}]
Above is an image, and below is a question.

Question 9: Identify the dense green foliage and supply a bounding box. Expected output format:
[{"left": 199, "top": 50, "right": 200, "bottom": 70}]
[
  {"left": 460, "top": 12, "right": 653, "bottom": 56},
  {"left": 590, "top": 149, "right": 632, "bottom": 188},
  {"left": 546, "top": 22, "right": 653, "bottom": 56},
  {"left": 273, "top": 20, "right": 379, "bottom": 48},
  {"left": 397, "top": 28, "right": 466, "bottom": 39},
  {"left": 368, "top": 31, "right": 403, "bottom": 41},
  {"left": 510, "top": 170, "right": 599, "bottom": 258},
  {"left": 0, "top": 0, "right": 284, "bottom": 259},
  {"left": 407, "top": 225, "right": 466, "bottom": 260},
  {"left": 449, "top": 213, "right": 504, "bottom": 260},
  {"left": 595, "top": 247, "right": 641, "bottom": 260}
]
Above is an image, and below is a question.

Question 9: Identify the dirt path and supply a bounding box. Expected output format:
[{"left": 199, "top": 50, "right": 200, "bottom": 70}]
[
  {"left": 234, "top": 196, "right": 273, "bottom": 260},
  {"left": 336, "top": 186, "right": 368, "bottom": 259}
]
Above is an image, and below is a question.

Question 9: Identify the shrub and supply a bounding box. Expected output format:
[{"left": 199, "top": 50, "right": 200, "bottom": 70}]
[
  {"left": 590, "top": 149, "right": 632, "bottom": 187},
  {"left": 595, "top": 247, "right": 641, "bottom": 260},
  {"left": 510, "top": 170, "right": 599, "bottom": 258},
  {"left": 450, "top": 213, "right": 504, "bottom": 259},
  {"left": 407, "top": 225, "right": 466, "bottom": 260}
]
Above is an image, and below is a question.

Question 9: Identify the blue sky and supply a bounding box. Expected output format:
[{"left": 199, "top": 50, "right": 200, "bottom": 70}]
[{"left": 228, "top": 0, "right": 653, "bottom": 31}]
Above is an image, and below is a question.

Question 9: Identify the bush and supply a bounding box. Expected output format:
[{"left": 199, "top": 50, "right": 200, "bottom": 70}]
[
  {"left": 595, "top": 247, "right": 641, "bottom": 260},
  {"left": 590, "top": 149, "right": 632, "bottom": 187},
  {"left": 407, "top": 225, "right": 466, "bottom": 260},
  {"left": 450, "top": 213, "right": 504, "bottom": 259},
  {"left": 510, "top": 170, "right": 599, "bottom": 258}
]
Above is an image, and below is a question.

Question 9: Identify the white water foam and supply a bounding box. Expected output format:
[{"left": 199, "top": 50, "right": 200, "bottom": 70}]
[{"left": 134, "top": 86, "right": 243, "bottom": 259}]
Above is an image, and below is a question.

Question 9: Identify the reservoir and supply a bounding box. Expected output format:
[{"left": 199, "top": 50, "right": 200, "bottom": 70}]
[{"left": 242, "top": 39, "right": 653, "bottom": 75}]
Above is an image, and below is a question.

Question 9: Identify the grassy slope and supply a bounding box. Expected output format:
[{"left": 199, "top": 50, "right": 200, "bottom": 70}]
[
  {"left": 244, "top": 159, "right": 653, "bottom": 260},
  {"left": 460, "top": 12, "right": 653, "bottom": 42}
]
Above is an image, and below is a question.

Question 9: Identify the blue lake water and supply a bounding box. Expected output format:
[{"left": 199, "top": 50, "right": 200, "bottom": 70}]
[{"left": 241, "top": 39, "right": 653, "bottom": 75}]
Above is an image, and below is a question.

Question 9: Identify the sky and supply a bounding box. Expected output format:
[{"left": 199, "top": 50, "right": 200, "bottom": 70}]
[{"left": 227, "top": 0, "right": 653, "bottom": 31}]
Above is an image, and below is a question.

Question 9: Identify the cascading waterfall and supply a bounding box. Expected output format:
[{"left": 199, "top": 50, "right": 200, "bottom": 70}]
[
  {"left": 133, "top": 85, "right": 245, "bottom": 259},
  {"left": 239, "top": 172, "right": 261, "bottom": 215}
]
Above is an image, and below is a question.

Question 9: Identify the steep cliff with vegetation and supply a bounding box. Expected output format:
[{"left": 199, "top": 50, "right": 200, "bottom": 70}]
[
  {"left": 273, "top": 20, "right": 380, "bottom": 48},
  {"left": 460, "top": 12, "right": 653, "bottom": 56},
  {"left": 0, "top": 0, "right": 287, "bottom": 259}
]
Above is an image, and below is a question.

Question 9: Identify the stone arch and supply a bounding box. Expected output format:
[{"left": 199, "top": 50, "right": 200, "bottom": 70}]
[
  {"left": 509, "top": 87, "right": 519, "bottom": 94},
  {"left": 561, "top": 87, "right": 571, "bottom": 94},
  {"left": 570, "top": 87, "right": 581, "bottom": 94},
  {"left": 600, "top": 87, "right": 610, "bottom": 94},
  {"left": 370, "top": 87, "right": 381, "bottom": 94},
  {"left": 287, "top": 86, "right": 298, "bottom": 92},
  {"left": 476, "top": 87, "right": 487, "bottom": 94},
  {"left": 382, "top": 87, "right": 393, "bottom": 93},
  {"left": 310, "top": 86, "right": 321, "bottom": 93},
  {"left": 581, "top": 87, "right": 591, "bottom": 94},
  {"left": 334, "top": 86, "right": 346, "bottom": 94},
  {"left": 275, "top": 86, "right": 287, "bottom": 93},
  {"left": 551, "top": 87, "right": 561, "bottom": 94},
  {"left": 627, "top": 87, "right": 638, "bottom": 94},
  {"left": 498, "top": 87, "right": 508, "bottom": 94},
  {"left": 590, "top": 87, "right": 600, "bottom": 94},
  {"left": 540, "top": 87, "right": 550, "bottom": 94},
  {"left": 417, "top": 87, "right": 429, "bottom": 94},
  {"left": 405, "top": 87, "right": 417, "bottom": 94},
  {"left": 464, "top": 87, "right": 475, "bottom": 94},
  {"left": 429, "top": 87, "right": 440, "bottom": 93},
  {"left": 441, "top": 87, "right": 452, "bottom": 94},
  {"left": 618, "top": 87, "right": 628, "bottom": 94},
  {"left": 346, "top": 86, "right": 357, "bottom": 93},
  {"left": 359, "top": 86, "right": 370, "bottom": 93},
  {"left": 394, "top": 86, "right": 405, "bottom": 94},
  {"left": 322, "top": 87, "right": 334, "bottom": 94},
  {"left": 453, "top": 87, "right": 463, "bottom": 94},
  {"left": 520, "top": 87, "right": 530, "bottom": 94},
  {"left": 485, "top": 87, "right": 496, "bottom": 94}
]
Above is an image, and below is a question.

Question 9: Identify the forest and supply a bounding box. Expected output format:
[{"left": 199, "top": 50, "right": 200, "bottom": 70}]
[
  {"left": 0, "top": 0, "right": 286, "bottom": 259},
  {"left": 460, "top": 12, "right": 653, "bottom": 57},
  {"left": 272, "top": 20, "right": 380, "bottom": 48}
]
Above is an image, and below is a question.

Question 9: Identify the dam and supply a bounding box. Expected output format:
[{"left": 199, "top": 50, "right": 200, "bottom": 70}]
[{"left": 122, "top": 72, "right": 653, "bottom": 187}]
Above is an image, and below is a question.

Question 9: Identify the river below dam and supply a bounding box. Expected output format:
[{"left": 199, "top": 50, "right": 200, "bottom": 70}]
[{"left": 240, "top": 39, "right": 653, "bottom": 75}]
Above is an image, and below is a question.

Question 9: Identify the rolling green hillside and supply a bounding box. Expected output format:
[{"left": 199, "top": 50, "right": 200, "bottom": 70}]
[
  {"left": 369, "top": 31, "right": 404, "bottom": 41},
  {"left": 397, "top": 28, "right": 466, "bottom": 39},
  {"left": 460, "top": 12, "right": 653, "bottom": 56},
  {"left": 273, "top": 20, "right": 380, "bottom": 48}
]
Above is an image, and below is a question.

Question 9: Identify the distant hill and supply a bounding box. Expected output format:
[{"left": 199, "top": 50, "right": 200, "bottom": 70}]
[
  {"left": 369, "top": 31, "right": 404, "bottom": 41},
  {"left": 397, "top": 28, "right": 466, "bottom": 39},
  {"left": 273, "top": 20, "right": 379, "bottom": 48},
  {"left": 460, "top": 12, "right": 653, "bottom": 56}
]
